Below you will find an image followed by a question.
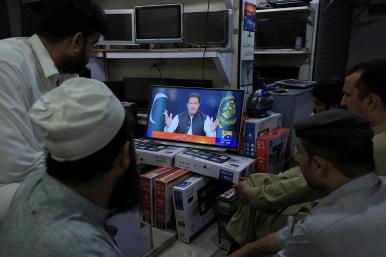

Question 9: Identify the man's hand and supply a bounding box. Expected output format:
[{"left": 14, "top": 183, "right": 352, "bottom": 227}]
[
  {"left": 165, "top": 112, "right": 173, "bottom": 127},
  {"left": 236, "top": 179, "right": 251, "bottom": 204},
  {"left": 210, "top": 117, "right": 219, "bottom": 131}
]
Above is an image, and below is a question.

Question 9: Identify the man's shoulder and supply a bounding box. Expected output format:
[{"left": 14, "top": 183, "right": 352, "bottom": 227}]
[{"left": 0, "top": 37, "right": 32, "bottom": 64}]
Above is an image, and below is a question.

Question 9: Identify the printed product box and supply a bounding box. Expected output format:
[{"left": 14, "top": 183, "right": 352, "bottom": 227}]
[
  {"left": 140, "top": 167, "right": 174, "bottom": 225},
  {"left": 244, "top": 112, "right": 282, "bottom": 158},
  {"left": 135, "top": 140, "right": 186, "bottom": 168},
  {"left": 172, "top": 175, "right": 217, "bottom": 243},
  {"left": 175, "top": 148, "right": 255, "bottom": 184},
  {"left": 237, "top": 114, "right": 251, "bottom": 156},
  {"left": 155, "top": 168, "right": 191, "bottom": 229},
  {"left": 256, "top": 128, "right": 291, "bottom": 174},
  {"left": 217, "top": 188, "right": 239, "bottom": 250}
]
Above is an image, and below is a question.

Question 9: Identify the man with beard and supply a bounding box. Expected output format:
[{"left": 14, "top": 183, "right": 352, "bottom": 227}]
[
  {"left": 228, "top": 109, "right": 386, "bottom": 257},
  {"left": 0, "top": 78, "right": 139, "bottom": 257},
  {"left": 0, "top": 0, "right": 105, "bottom": 223}
]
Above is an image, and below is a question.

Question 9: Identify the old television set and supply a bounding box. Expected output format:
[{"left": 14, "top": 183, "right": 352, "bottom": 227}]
[
  {"left": 146, "top": 86, "right": 244, "bottom": 150},
  {"left": 183, "top": 10, "right": 229, "bottom": 47},
  {"left": 243, "top": 2, "right": 256, "bottom": 36},
  {"left": 255, "top": 18, "right": 307, "bottom": 49},
  {"left": 134, "top": 4, "right": 183, "bottom": 44},
  {"left": 98, "top": 9, "right": 136, "bottom": 46}
]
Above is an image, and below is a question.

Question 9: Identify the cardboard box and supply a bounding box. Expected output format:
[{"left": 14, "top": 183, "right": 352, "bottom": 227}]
[
  {"left": 155, "top": 168, "right": 191, "bottom": 229},
  {"left": 217, "top": 188, "right": 239, "bottom": 250},
  {"left": 256, "top": 128, "right": 291, "bottom": 174},
  {"left": 237, "top": 114, "right": 251, "bottom": 156},
  {"left": 135, "top": 140, "right": 186, "bottom": 168},
  {"left": 175, "top": 149, "right": 255, "bottom": 184},
  {"left": 140, "top": 167, "right": 174, "bottom": 224},
  {"left": 172, "top": 175, "right": 217, "bottom": 243},
  {"left": 244, "top": 112, "right": 282, "bottom": 158}
]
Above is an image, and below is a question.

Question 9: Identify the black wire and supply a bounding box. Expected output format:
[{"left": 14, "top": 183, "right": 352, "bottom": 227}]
[{"left": 202, "top": 0, "right": 211, "bottom": 80}]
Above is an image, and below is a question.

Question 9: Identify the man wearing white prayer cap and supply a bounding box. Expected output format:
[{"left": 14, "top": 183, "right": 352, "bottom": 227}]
[{"left": 0, "top": 77, "right": 139, "bottom": 257}]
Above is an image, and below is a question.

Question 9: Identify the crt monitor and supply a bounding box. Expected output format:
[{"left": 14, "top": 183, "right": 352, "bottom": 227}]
[
  {"left": 134, "top": 4, "right": 183, "bottom": 44},
  {"left": 146, "top": 86, "right": 244, "bottom": 150},
  {"left": 98, "top": 9, "right": 136, "bottom": 45}
]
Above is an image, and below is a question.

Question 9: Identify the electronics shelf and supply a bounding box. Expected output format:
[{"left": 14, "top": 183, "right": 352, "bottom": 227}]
[
  {"left": 256, "top": 6, "right": 312, "bottom": 18},
  {"left": 93, "top": 48, "right": 234, "bottom": 86},
  {"left": 254, "top": 49, "right": 311, "bottom": 55}
]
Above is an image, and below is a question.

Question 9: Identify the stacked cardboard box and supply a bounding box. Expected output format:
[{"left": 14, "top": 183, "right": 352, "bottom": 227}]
[
  {"left": 217, "top": 187, "right": 239, "bottom": 250},
  {"left": 155, "top": 168, "right": 191, "bottom": 229},
  {"left": 256, "top": 128, "right": 291, "bottom": 174},
  {"left": 172, "top": 175, "right": 217, "bottom": 243},
  {"left": 140, "top": 167, "right": 174, "bottom": 224},
  {"left": 244, "top": 112, "right": 282, "bottom": 158}
]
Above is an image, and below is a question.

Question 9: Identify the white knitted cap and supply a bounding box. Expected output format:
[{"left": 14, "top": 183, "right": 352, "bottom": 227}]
[{"left": 29, "top": 77, "right": 125, "bottom": 161}]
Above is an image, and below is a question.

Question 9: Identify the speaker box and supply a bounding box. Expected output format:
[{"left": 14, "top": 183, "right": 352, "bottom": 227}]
[{"left": 183, "top": 10, "right": 229, "bottom": 47}]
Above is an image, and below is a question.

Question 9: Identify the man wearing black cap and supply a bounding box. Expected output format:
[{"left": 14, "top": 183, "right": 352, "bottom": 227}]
[{"left": 228, "top": 109, "right": 386, "bottom": 257}]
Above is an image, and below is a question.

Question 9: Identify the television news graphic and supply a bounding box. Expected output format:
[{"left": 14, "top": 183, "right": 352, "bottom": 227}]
[
  {"left": 155, "top": 168, "right": 191, "bottom": 229},
  {"left": 146, "top": 86, "right": 244, "bottom": 151},
  {"left": 172, "top": 175, "right": 218, "bottom": 243},
  {"left": 134, "top": 4, "right": 183, "bottom": 44},
  {"left": 140, "top": 167, "right": 174, "bottom": 224},
  {"left": 175, "top": 149, "right": 255, "bottom": 184},
  {"left": 217, "top": 187, "right": 239, "bottom": 250},
  {"left": 245, "top": 112, "right": 282, "bottom": 158},
  {"left": 183, "top": 10, "right": 229, "bottom": 47},
  {"left": 98, "top": 9, "right": 136, "bottom": 46},
  {"left": 135, "top": 139, "right": 186, "bottom": 168},
  {"left": 243, "top": 2, "right": 257, "bottom": 36},
  {"left": 256, "top": 128, "right": 291, "bottom": 173}
]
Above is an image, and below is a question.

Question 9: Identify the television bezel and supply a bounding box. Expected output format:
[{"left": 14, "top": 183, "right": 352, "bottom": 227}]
[
  {"left": 98, "top": 9, "right": 137, "bottom": 46},
  {"left": 145, "top": 85, "right": 245, "bottom": 151},
  {"left": 134, "top": 4, "right": 184, "bottom": 44}
]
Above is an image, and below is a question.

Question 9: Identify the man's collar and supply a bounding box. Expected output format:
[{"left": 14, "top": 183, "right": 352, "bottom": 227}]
[
  {"left": 28, "top": 34, "right": 59, "bottom": 78},
  {"left": 373, "top": 119, "right": 386, "bottom": 135}
]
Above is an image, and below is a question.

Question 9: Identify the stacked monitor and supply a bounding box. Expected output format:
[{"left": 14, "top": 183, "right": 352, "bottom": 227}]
[
  {"left": 98, "top": 9, "right": 136, "bottom": 45},
  {"left": 134, "top": 4, "right": 183, "bottom": 44},
  {"left": 146, "top": 86, "right": 244, "bottom": 150}
]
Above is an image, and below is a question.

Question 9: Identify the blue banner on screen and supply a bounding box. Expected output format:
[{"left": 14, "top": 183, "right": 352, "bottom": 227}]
[{"left": 145, "top": 86, "right": 244, "bottom": 150}]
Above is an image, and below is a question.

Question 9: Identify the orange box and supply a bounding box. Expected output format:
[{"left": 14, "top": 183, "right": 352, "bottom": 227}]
[{"left": 256, "top": 128, "right": 290, "bottom": 174}]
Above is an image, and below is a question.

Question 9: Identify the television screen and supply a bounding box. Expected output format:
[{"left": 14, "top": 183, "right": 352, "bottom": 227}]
[
  {"left": 255, "top": 18, "right": 307, "bottom": 49},
  {"left": 183, "top": 10, "right": 228, "bottom": 47},
  {"left": 146, "top": 86, "right": 244, "bottom": 150},
  {"left": 243, "top": 2, "right": 256, "bottom": 33},
  {"left": 98, "top": 9, "right": 136, "bottom": 45},
  {"left": 135, "top": 4, "right": 183, "bottom": 44}
]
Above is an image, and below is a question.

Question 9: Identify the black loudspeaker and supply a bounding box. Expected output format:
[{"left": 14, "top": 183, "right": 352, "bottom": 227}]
[{"left": 183, "top": 10, "right": 229, "bottom": 47}]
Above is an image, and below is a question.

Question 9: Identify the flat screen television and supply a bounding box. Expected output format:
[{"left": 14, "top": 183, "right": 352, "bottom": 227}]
[
  {"left": 146, "top": 86, "right": 244, "bottom": 150},
  {"left": 183, "top": 10, "right": 228, "bottom": 47},
  {"left": 255, "top": 18, "right": 307, "bottom": 49},
  {"left": 243, "top": 2, "right": 256, "bottom": 35},
  {"left": 98, "top": 9, "right": 136, "bottom": 46},
  {"left": 134, "top": 4, "right": 183, "bottom": 44}
]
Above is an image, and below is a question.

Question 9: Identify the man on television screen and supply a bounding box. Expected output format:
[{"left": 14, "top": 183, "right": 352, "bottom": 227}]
[{"left": 164, "top": 92, "right": 218, "bottom": 137}]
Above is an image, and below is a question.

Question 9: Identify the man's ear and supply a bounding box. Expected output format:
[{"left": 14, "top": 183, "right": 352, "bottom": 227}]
[
  {"left": 367, "top": 93, "right": 381, "bottom": 112},
  {"left": 311, "top": 156, "right": 328, "bottom": 177},
  {"left": 68, "top": 32, "right": 84, "bottom": 54},
  {"left": 119, "top": 142, "right": 130, "bottom": 170}
]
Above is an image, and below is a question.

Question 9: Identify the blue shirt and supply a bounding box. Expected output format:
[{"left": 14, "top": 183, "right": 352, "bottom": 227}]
[{"left": 0, "top": 172, "right": 123, "bottom": 257}]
